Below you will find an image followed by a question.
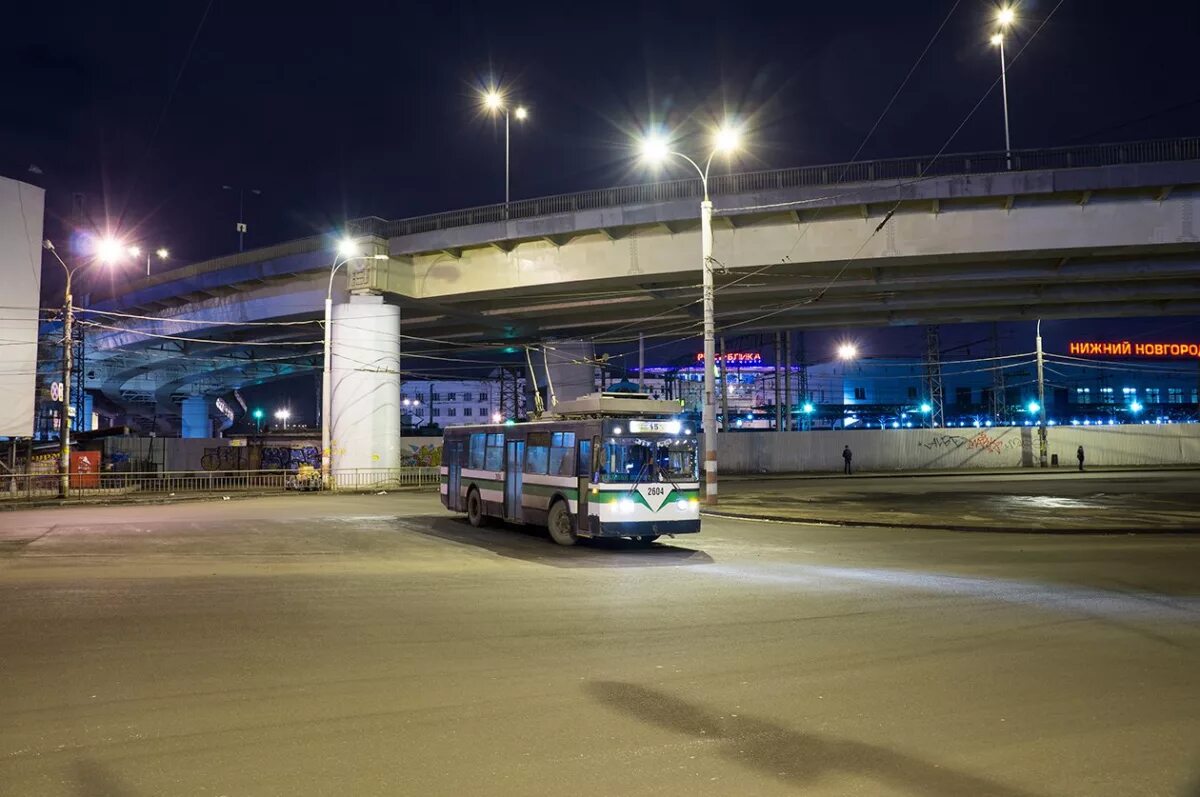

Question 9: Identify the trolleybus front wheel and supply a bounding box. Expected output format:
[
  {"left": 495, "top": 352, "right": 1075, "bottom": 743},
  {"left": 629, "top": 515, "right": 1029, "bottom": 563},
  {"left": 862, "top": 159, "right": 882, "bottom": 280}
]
[{"left": 547, "top": 500, "right": 578, "bottom": 546}]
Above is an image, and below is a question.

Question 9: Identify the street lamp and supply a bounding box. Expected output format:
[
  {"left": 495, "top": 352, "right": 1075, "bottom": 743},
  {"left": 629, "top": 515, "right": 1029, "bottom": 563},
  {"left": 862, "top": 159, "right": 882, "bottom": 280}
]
[
  {"left": 43, "top": 235, "right": 128, "bottom": 497},
  {"left": 252, "top": 408, "right": 264, "bottom": 432},
  {"left": 481, "top": 88, "right": 529, "bottom": 204},
  {"left": 223, "top": 185, "right": 262, "bottom": 252},
  {"left": 639, "top": 121, "right": 743, "bottom": 505},
  {"left": 275, "top": 408, "right": 291, "bottom": 430},
  {"left": 127, "top": 245, "right": 170, "bottom": 276},
  {"left": 990, "top": 6, "right": 1016, "bottom": 169},
  {"left": 836, "top": 343, "right": 859, "bottom": 361},
  {"left": 321, "top": 237, "right": 389, "bottom": 487}
]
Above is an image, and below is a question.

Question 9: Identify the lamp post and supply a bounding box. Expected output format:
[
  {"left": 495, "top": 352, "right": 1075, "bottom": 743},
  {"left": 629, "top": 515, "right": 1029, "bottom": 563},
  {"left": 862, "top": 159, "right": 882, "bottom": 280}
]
[
  {"left": 639, "top": 123, "right": 742, "bottom": 505},
  {"left": 127, "top": 245, "right": 170, "bottom": 276},
  {"left": 482, "top": 89, "right": 528, "bottom": 205},
  {"left": 43, "top": 236, "right": 127, "bottom": 497},
  {"left": 222, "top": 185, "right": 262, "bottom": 252},
  {"left": 1035, "top": 319, "right": 1048, "bottom": 467},
  {"left": 275, "top": 408, "right": 290, "bottom": 431},
  {"left": 990, "top": 6, "right": 1016, "bottom": 169},
  {"left": 322, "top": 238, "right": 389, "bottom": 488}
]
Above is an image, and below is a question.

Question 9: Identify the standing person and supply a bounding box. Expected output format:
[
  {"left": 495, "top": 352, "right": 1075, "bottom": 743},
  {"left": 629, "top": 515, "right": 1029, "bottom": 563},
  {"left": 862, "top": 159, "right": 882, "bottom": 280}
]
[
  {"left": 1077, "top": 445, "right": 1085, "bottom": 472},
  {"left": 842, "top": 445, "right": 853, "bottom": 476}
]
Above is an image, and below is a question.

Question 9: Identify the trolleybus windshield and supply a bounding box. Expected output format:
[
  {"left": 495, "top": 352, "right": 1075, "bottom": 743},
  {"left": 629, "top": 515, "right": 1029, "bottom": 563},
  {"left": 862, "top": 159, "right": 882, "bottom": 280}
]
[{"left": 597, "top": 437, "right": 698, "bottom": 483}]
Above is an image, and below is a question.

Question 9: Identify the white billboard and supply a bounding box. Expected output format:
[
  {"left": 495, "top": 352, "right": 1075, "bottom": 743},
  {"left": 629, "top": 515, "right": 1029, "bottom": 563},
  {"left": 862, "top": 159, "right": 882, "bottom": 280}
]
[{"left": 0, "top": 175, "right": 44, "bottom": 438}]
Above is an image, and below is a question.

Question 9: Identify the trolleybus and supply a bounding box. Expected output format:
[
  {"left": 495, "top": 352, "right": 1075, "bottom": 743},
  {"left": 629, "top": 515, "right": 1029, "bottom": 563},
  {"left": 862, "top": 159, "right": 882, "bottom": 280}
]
[{"left": 440, "top": 393, "right": 701, "bottom": 545}]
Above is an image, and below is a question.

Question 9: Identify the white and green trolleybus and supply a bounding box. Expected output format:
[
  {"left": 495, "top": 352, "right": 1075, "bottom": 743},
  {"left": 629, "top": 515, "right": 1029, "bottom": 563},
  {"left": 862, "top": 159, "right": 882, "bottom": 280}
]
[{"left": 440, "top": 393, "right": 701, "bottom": 545}]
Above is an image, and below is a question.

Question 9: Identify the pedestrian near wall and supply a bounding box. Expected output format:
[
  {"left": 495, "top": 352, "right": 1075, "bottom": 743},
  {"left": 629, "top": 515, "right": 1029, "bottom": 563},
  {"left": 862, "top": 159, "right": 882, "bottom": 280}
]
[
  {"left": 842, "top": 445, "right": 853, "bottom": 476},
  {"left": 1077, "top": 445, "right": 1085, "bottom": 472}
]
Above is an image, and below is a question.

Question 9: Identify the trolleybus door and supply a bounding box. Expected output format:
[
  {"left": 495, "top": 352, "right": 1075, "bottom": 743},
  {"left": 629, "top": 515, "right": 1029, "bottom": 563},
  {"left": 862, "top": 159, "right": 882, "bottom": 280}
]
[
  {"left": 577, "top": 435, "right": 595, "bottom": 532},
  {"left": 446, "top": 440, "right": 464, "bottom": 511},
  {"left": 505, "top": 440, "right": 524, "bottom": 523}
]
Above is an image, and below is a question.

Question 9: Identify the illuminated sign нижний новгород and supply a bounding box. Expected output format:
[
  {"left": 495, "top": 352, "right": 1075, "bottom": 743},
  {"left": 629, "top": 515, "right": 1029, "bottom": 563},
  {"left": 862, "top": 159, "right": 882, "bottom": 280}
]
[{"left": 1068, "top": 341, "right": 1200, "bottom": 357}]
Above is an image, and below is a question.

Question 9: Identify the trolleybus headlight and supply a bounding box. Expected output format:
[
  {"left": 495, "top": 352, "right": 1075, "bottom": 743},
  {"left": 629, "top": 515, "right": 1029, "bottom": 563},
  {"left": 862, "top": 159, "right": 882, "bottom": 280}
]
[
  {"left": 665, "top": 420, "right": 682, "bottom": 435},
  {"left": 675, "top": 499, "right": 688, "bottom": 511},
  {"left": 618, "top": 499, "right": 635, "bottom": 514}
]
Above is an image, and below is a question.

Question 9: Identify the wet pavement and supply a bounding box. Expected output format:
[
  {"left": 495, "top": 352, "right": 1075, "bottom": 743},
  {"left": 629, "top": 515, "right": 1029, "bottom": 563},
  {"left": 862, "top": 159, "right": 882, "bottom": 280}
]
[{"left": 712, "top": 470, "right": 1200, "bottom": 532}]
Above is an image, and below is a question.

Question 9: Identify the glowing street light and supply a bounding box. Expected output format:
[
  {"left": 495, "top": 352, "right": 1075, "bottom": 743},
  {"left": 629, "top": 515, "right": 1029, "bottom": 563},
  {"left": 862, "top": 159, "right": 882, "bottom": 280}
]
[
  {"left": 275, "top": 408, "right": 291, "bottom": 430},
  {"left": 990, "top": 5, "right": 1017, "bottom": 169},
  {"left": 636, "top": 120, "right": 744, "bottom": 506},
  {"left": 127, "top": 244, "right": 170, "bottom": 275},
  {"left": 43, "top": 235, "right": 130, "bottom": 496},
  {"left": 1129, "top": 401, "right": 1143, "bottom": 413},
  {"left": 837, "top": 343, "right": 859, "bottom": 361},
  {"left": 480, "top": 87, "right": 529, "bottom": 204},
  {"left": 920, "top": 403, "right": 933, "bottom": 414},
  {"left": 1027, "top": 401, "right": 1041, "bottom": 414},
  {"left": 801, "top": 402, "right": 815, "bottom": 414}
]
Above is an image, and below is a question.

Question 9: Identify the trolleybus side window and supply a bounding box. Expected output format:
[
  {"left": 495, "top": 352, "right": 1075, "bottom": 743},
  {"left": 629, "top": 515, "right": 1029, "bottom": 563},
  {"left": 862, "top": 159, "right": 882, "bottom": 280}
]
[
  {"left": 549, "top": 432, "right": 576, "bottom": 476},
  {"left": 525, "top": 432, "right": 550, "bottom": 475},
  {"left": 468, "top": 433, "right": 486, "bottom": 470},
  {"left": 484, "top": 433, "right": 504, "bottom": 471}
]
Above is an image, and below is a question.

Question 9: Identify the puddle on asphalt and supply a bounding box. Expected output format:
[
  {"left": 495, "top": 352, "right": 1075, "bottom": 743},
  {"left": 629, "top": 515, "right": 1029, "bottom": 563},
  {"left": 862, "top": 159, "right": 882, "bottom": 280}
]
[{"left": 994, "top": 495, "right": 1106, "bottom": 510}]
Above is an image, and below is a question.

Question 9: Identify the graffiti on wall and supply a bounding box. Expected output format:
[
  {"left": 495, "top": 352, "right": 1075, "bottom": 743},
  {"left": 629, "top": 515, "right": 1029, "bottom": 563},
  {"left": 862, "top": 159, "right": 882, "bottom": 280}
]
[
  {"left": 200, "top": 446, "right": 249, "bottom": 471},
  {"left": 261, "top": 446, "right": 321, "bottom": 471},
  {"left": 917, "top": 432, "right": 1017, "bottom": 455},
  {"left": 401, "top": 442, "right": 442, "bottom": 467}
]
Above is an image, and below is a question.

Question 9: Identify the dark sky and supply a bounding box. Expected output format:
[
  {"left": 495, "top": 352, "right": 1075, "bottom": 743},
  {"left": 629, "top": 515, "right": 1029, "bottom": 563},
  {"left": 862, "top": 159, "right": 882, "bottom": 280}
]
[{"left": 5, "top": 0, "right": 1200, "bottom": 262}]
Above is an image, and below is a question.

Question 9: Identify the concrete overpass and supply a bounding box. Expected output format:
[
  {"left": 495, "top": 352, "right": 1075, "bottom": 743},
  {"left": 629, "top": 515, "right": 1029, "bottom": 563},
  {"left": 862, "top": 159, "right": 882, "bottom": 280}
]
[{"left": 83, "top": 137, "right": 1200, "bottom": 439}]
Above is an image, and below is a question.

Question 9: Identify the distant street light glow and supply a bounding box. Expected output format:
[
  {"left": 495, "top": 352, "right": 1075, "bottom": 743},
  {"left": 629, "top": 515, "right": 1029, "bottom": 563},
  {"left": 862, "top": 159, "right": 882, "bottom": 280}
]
[
  {"left": 990, "top": 33, "right": 1004, "bottom": 45},
  {"left": 1027, "top": 401, "right": 1040, "bottom": 414},
  {"left": 997, "top": 6, "right": 1015, "bottom": 27},
  {"left": 483, "top": 90, "right": 503, "bottom": 111},
  {"left": 156, "top": 247, "right": 170, "bottom": 260},
  {"left": 514, "top": 106, "right": 528, "bottom": 121},
  {"left": 337, "top": 238, "right": 359, "bottom": 258},
  {"left": 837, "top": 343, "right": 858, "bottom": 361},
  {"left": 714, "top": 125, "right": 741, "bottom": 154},
  {"left": 1129, "top": 401, "right": 1143, "bottom": 413}
]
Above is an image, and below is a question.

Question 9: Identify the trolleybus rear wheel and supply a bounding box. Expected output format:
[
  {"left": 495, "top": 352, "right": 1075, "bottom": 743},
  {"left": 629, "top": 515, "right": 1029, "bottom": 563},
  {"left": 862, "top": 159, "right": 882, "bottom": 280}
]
[{"left": 467, "top": 488, "right": 487, "bottom": 528}]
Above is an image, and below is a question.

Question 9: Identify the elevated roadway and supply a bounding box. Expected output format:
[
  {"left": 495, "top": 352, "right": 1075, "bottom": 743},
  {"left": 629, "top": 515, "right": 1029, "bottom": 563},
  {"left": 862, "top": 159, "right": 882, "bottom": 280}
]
[{"left": 82, "top": 138, "right": 1200, "bottom": 433}]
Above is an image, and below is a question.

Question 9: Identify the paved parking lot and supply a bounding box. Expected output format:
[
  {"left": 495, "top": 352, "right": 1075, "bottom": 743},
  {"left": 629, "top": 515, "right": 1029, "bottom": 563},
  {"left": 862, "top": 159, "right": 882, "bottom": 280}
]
[{"left": 1, "top": 493, "right": 1198, "bottom": 796}]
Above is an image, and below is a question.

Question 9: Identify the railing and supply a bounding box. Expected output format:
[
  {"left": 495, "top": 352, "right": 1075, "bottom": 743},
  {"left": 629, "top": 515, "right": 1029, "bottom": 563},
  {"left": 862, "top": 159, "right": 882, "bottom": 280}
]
[
  {"left": 0, "top": 467, "right": 441, "bottom": 502},
  {"left": 349, "top": 136, "right": 1200, "bottom": 240}
]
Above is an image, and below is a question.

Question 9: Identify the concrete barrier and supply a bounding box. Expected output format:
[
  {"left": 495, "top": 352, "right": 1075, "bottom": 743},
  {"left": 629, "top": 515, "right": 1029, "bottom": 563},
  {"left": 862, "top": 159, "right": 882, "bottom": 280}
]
[{"left": 714, "top": 425, "right": 1200, "bottom": 474}]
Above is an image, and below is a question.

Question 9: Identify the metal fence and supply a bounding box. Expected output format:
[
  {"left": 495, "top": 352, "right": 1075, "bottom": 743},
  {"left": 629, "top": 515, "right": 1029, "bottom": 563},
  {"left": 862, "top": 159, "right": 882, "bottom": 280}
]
[
  {"left": 0, "top": 467, "right": 441, "bottom": 502},
  {"left": 347, "top": 136, "right": 1200, "bottom": 240}
]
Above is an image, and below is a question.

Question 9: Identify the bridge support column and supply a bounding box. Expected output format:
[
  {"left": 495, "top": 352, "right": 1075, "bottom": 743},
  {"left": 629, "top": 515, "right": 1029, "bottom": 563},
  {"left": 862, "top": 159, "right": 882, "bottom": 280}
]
[
  {"left": 331, "top": 294, "right": 401, "bottom": 477},
  {"left": 181, "top": 396, "right": 211, "bottom": 439}
]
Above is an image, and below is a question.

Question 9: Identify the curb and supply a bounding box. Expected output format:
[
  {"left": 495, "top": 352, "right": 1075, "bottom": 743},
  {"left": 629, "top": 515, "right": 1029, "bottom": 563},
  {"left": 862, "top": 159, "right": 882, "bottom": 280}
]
[
  {"left": 0, "top": 485, "right": 437, "bottom": 512},
  {"left": 700, "top": 509, "right": 1200, "bottom": 535}
]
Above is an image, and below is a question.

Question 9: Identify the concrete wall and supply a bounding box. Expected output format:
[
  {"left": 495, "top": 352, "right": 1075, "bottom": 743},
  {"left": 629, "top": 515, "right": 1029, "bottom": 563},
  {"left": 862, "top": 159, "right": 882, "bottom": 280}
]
[
  {"left": 99, "top": 435, "right": 442, "bottom": 472},
  {"left": 715, "top": 426, "right": 1200, "bottom": 474}
]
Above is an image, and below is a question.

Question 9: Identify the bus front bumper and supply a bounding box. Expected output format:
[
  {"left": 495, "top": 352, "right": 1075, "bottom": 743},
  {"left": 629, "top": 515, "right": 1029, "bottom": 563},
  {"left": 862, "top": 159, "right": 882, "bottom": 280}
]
[{"left": 586, "top": 518, "right": 701, "bottom": 538}]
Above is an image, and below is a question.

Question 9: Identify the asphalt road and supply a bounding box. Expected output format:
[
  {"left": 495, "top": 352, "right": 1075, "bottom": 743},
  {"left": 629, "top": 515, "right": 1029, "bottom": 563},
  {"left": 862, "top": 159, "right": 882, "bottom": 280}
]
[
  {"left": 716, "top": 470, "right": 1200, "bottom": 531},
  {"left": 1, "top": 494, "right": 1198, "bottom": 796}
]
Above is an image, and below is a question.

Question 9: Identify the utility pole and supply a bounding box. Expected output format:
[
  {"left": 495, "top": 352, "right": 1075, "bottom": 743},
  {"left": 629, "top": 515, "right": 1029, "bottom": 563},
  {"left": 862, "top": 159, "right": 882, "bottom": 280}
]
[
  {"left": 782, "top": 331, "right": 792, "bottom": 432},
  {"left": 798, "top": 331, "right": 810, "bottom": 431},
  {"left": 774, "top": 331, "right": 782, "bottom": 432},
  {"left": 925, "top": 326, "right": 945, "bottom": 428},
  {"left": 638, "top": 334, "right": 645, "bottom": 392},
  {"left": 719, "top": 336, "right": 729, "bottom": 432},
  {"left": 991, "top": 322, "right": 1007, "bottom": 424},
  {"left": 1036, "top": 320, "right": 1048, "bottom": 467}
]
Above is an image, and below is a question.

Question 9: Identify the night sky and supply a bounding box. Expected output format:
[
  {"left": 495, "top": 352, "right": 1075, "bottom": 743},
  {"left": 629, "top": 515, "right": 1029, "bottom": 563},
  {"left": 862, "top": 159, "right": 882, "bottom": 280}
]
[{"left": 4, "top": 0, "right": 1199, "bottom": 422}]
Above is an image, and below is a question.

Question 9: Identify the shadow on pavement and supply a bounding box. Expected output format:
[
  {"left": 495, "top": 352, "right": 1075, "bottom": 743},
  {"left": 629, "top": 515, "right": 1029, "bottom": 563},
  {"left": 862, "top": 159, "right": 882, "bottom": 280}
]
[
  {"left": 587, "top": 681, "right": 1044, "bottom": 797},
  {"left": 400, "top": 516, "right": 714, "bottom": 569},
  {"left": 74, "top": 758, "right": 137, "bottom": 796}
]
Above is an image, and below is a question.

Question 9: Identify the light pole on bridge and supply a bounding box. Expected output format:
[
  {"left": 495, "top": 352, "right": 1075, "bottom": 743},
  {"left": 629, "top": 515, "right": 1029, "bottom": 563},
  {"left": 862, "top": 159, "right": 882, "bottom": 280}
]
[
  {"left": 482, "top": 89, "right": 529, "bottom": 205},
  {"left": 639, "top": 122, "right": 743, "bottom": 505},
  {"left": 990, "top": 6, "right": 1016, "bottom": 170}
]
